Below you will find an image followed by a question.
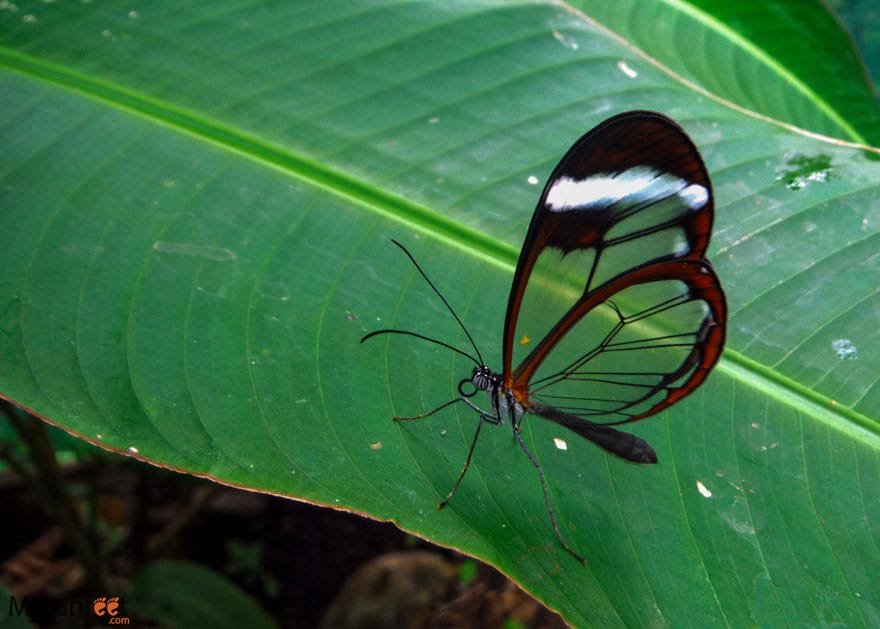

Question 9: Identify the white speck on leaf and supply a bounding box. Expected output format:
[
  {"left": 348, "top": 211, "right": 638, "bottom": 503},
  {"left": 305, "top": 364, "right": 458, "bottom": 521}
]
[
  {"left": 832, "top": 338, "right": 858, "bottom": 360},
  {"left": 552, "top": 30, "right": 579, "bottom": 50},
  {"left": 617, "top": 60, "right": 638, "bottom": 78},
  {"left": 697, "top": 480, "right": 712, "bottom": 498}
]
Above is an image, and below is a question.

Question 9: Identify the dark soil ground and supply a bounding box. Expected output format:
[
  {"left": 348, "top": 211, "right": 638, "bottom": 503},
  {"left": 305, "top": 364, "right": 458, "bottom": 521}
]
[{"left": 0, "top": 452, "right": 568, "bottom": 628}]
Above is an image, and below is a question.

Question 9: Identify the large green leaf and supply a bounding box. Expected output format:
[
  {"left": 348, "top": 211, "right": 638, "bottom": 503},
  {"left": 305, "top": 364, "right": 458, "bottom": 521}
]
[{"left": 2, "top": 1, "right": 879, "bottom": 626}]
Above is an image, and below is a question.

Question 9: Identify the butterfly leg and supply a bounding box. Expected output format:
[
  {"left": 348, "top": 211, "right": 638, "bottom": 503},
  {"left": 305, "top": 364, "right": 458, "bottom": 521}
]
[
  {"left": 438, "top": 416, "right": 484, "bottom": 509},
  {"left": 394, "top": 392, "right": 502, "bottom": 422},
  {"left": 437, "top": 397, "right": 503, "bottom": 508},
  {"left": 513, "top": 430, "right": 586, "bottom": 564},
  {"left": 393, "top": 396, "right": 464, "bottom": 421}
]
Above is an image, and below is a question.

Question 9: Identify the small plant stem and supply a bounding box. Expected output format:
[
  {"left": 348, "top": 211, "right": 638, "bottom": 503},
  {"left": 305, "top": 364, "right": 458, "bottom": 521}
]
[{"left": 1, "top": 401, "right": 110, "bottom": 592}]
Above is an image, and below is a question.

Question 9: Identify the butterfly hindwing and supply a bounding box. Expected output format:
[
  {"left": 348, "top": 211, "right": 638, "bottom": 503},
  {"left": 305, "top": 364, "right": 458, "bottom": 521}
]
[{"left": 521, "top": 258, "right": 725, "bottom": 424}]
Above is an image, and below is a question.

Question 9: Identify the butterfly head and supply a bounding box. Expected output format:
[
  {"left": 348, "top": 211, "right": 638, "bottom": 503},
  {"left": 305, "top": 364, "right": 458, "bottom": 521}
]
[{"left": 462, "top": 365, "right": 499, "bottom": 396}]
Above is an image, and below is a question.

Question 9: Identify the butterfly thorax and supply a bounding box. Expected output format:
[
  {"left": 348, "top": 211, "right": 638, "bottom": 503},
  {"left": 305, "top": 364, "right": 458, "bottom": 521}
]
[{"left": 469, "top": 365, "right": 525, "bottom": 431}]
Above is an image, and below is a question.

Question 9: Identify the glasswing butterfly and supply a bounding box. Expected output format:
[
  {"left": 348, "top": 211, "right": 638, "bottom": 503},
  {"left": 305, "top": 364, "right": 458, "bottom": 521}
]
[{"left": 362, "top": 111, "right": 727, "bottom": 563}]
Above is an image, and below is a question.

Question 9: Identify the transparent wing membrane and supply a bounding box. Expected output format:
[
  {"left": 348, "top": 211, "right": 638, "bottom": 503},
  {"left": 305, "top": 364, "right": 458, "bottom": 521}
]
[
  {"left": 526, "top": 266, "right": 723, "bottom": 423},
  {"left": 504, "top": 111, "right": 725, "bottom": 425}
]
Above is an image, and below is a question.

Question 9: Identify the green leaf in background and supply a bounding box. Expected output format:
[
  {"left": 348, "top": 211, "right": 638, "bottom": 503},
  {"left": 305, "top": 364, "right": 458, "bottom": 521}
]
[
  {"left": 835, "top": 0, "right": 880, "bottom": 95},
  {"left": 1, "top": 1, "right": 879, "bottom": 626},
  {"left": 583, "top": 0, "right": 880, "bottom": 143},
  {"left": 128, "top": 560, "right": 278, "bottom": 629}
]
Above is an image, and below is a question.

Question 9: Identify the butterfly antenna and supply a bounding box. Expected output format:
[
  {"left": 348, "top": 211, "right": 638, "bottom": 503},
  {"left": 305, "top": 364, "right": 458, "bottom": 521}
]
[
  {"left": 388, "top": 239, "right": 485, "bottom": 366},
  {"left": 361, "top": 328, "right": 480, "bottom": 366}
]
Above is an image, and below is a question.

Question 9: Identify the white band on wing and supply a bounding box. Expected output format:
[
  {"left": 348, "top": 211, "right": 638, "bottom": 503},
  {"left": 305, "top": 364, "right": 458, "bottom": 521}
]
[{"left": 545, "top": 166, "right": 707, "bottom": 213}]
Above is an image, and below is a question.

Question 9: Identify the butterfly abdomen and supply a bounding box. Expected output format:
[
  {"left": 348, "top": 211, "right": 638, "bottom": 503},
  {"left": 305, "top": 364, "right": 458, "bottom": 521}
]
[{"left": 528, "top": 400, "right": 658, "bottom": 464}]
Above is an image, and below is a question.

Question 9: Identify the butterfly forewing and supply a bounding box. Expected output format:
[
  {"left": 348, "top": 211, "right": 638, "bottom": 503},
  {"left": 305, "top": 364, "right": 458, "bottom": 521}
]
[{"left": 504, "top": 111, "right": 724, "bottom": 424}]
